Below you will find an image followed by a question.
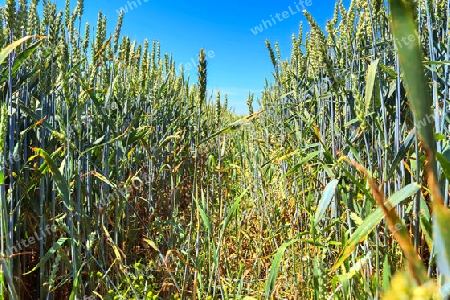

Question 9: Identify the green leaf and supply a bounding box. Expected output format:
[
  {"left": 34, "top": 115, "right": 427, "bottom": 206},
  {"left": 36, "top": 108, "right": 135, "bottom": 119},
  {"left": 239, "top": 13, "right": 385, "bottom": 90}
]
[
  {"left": 0, "top": 40, "right": 43, "bottom": 82},
  {"left": 32, "top": 148, "right": 74, "bottom": 211},
  {"left": 314, "top": 179, "right": 339, "bottom": 226},
  {"left": 364, "top": 58, "right": 379, "bottom": 115},
  {"left": 0, "top": 36, "right": 46, "bottom": 66},
  {"left": 422, "top": 61, "right": 450, "bottom": 66},
  {"left": 383, "top": 255, "right": 392, "bottom": 291},
  {"left": 69, "top": 262, "right": 87, "bottom": 300},
  {"left": 437, "top": 152, "right": 450, "bottom": 181},
  {"left": 24, "top": 238, "right": 70, "bottom": 275},
  {"left": 388, "top": 0, "right": 436, "bottom": 165},
  {"left": 344, "top": 118, "right": 360, "bottom": 127},
  {"left": 331, "top": 183, "right": 420, "bottom": 272},
  {"left": 379, "top": 62, "right": 398, "bottom": 78},
  {"left": 284, "top": 150, "right": 321, "bottom": 177},
  {"left": 76, "top": 77, "right": 116, "bottom": 130},
  {"left": 265, "top": 239, "right": 298, "bottom": 299},
  {"left": 435, "top": 133, "right": 446, "bottom": 141},
  {"left": 194, "top": 197, "right": 212, "bottom": 235},
  {"left": 434, "top": 206, "right": 450, "bottom": 277},
  {"left": 0, "top": 259, "right": 18, "bottom": 299},
  {"left": 419, "top": 195, "right": 433, "bottom": 249},
  {"left": 341, "top": 167, "right": 372, "bottom": 201},
  {"left": 200, "top": 111, "right": 263, "bottom": 144},
  {"left": 337, "top": 251, "right": 372, "bottom": 282},
  {"left": 221, "top": 188, "right": 248, "bottom": 232},
  {"left": 386, "top": 130, "right": 415, "bottom": 180}
]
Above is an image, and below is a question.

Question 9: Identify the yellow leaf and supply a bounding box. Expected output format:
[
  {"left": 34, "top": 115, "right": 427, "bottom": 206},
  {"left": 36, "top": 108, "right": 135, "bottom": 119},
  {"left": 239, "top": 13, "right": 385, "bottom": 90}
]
[{"left": 142, "top": 238, "right": 160, "bottom": 252}]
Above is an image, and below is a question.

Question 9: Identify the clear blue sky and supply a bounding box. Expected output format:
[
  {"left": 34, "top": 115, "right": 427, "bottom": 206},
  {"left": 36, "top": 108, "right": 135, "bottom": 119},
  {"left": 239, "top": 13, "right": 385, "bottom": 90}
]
[{"left": 50, "top": 0, "right": 343, "bottom": 114}]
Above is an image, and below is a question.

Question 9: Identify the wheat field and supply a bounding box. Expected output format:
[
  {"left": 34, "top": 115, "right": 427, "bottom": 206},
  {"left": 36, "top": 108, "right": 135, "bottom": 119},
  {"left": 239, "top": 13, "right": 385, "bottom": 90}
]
[{"left": 0, "top": 0, "right": 449, "bottom": 299}]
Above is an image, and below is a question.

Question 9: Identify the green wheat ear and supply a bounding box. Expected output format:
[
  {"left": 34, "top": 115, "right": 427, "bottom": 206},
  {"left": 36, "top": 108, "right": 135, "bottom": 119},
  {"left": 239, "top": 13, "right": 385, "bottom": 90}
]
[
  {"left": 4, "top": 0, "right": 16, "bottom": 38},
  {"left": 223, "top": 94, "right": 228, "bottom": 112},
  {"left": 215, "top": 91, "right": 221, "bottom": 127},
  {"left": 75, "top": 0, "right": 84, "bottom": 19},
  {"left": 113, "top": 11, "right": 123, "bottom": 54},
  {"left": 247, "top": 92, "right": 254, "bottom": 115},
  {"left": 265, "top": 39, "right": 277, "bottom": 73},
  {"left": 197, "top": 48, "right": 207, "bottom": 107},
  {"left": 0, "top": 8, "right": 5, "bottom": 48}
]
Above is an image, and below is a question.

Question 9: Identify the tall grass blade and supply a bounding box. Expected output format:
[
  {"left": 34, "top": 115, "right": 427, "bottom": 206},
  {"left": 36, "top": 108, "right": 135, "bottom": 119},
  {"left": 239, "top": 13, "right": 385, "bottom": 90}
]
[
  {"left": 436, "top": 153, "right": 450, "bottom": 181},
  {"left": 433, "top": 206, "right": 450, "bottom": 277},
  {"left": 387, "top": 0, "right": 436, "bottom": 163},
  {"left": 314, "top": 179, "right": 339, "bottom": 227},
  {"left": 23, "top": 238, "right": 70, "bottom": 275},
  {"left": 264, "top": 238, "right": 298, "bottom": 299},
  {"left": 30, "top": 148, "right": 74, "bottom": 210},
  {"left": 332, "top": 183, "right": 420, "bottom": 272},
  {"left": 0, "top": 36, "right": 46, "bottom": 65},
  {"left": 364, "top": 58, "right": 379, "bottom": 115}
]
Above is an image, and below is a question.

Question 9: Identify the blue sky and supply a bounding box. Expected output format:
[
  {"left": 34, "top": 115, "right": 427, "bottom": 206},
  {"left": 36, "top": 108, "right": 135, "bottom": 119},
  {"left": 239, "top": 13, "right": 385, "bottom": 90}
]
[{"left": 50, "top": 0, "right": 342, "bottom": 114}]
